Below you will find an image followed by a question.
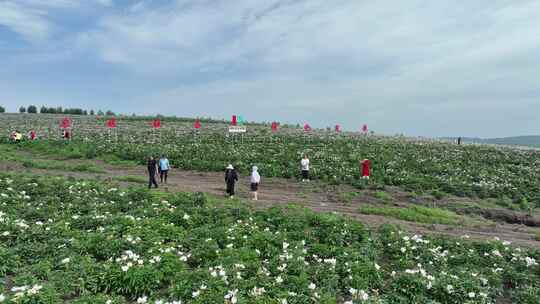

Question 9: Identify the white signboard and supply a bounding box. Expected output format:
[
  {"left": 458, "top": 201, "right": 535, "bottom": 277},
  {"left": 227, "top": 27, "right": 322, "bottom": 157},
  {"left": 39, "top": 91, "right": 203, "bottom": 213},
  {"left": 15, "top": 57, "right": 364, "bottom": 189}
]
[{"left": 228, "top": 126, "right": 247, "bottom": 133}]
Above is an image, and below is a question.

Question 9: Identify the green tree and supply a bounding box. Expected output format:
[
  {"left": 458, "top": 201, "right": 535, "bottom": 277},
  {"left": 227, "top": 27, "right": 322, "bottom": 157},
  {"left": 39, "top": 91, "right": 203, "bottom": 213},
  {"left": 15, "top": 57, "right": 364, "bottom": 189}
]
[
  {"left": 40, "top": 106, "right": 48, "bottom": 113},
  {"left": 19, "top": 106, "right": 26, "bottom": 113},
  {"left": 0, "top": 105, "right": 5, "bottom": 113},
  {"left": 27, "top": 105, "right": 38, "bottom": 113}
]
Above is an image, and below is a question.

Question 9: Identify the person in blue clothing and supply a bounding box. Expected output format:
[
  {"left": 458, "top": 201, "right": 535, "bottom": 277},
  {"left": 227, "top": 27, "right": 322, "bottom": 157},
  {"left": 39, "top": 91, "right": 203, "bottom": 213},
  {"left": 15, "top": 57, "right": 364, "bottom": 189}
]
[{"left": 159, "top": 154, "right": 170, "bottom": 184}]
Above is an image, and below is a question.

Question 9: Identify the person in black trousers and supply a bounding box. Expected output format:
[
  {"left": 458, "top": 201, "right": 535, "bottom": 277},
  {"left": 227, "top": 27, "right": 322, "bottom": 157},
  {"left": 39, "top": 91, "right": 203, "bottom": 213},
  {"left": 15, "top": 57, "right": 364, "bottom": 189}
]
[
  {"left": 225, "top": 164, "right": 238, "bottom": 199},
  {"left": 147, "top": 156, "right": 158, "bottom": 189}
]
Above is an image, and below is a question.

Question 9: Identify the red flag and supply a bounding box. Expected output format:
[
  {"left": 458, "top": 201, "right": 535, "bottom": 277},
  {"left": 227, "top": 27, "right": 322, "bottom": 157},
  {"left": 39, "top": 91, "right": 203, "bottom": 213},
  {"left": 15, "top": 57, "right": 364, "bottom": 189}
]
[
  {"left": 231, "top": 115, "right": 237, "bottom": 126},
  {"left": 60, "top": 117, "right": 71, "bottom": 129},
  {"left": 194, "top": 119, "right": 201, "bottom": 129},
  {"left": 152, "top": 119, "right": 161, "bottom": 129},
  {"left": 271, "top": 122, "right": 279, "bottom": 132},
  {"left": 106, "top": 118, "right": 117, "bottom": 128},
  {"left": 335, "top": 124, "right": 341, "bottom": 133},
  {"left": 362, "top": 124, "right": 368, "bottom": 133},
  {"left": 304, "top": 123, "right": 311, "bottom": 132}
]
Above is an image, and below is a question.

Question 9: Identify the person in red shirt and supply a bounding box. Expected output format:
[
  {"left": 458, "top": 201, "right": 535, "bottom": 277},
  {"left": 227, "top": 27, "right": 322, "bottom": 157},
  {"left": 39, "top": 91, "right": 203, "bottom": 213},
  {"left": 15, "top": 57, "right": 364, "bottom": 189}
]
[
  {"left": 361, "top": 159, "right": 371, "bottom": 182},
  {"left": 28, "top": 130, "right": 37, "bottom": 140}
]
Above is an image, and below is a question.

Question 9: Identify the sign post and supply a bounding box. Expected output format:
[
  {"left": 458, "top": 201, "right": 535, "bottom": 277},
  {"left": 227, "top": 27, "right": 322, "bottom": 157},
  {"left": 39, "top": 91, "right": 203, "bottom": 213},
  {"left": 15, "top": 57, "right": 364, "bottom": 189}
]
[{"left": 228, "top": 125, "right": 247, "bottom": 144}]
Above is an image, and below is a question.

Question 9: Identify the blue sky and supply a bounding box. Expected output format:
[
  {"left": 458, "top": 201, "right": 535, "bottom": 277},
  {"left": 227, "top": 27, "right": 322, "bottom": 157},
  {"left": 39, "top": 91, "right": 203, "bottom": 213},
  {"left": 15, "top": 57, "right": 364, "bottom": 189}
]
[{"left": 1, "top": 0, "right": 539, "bottom": 137}]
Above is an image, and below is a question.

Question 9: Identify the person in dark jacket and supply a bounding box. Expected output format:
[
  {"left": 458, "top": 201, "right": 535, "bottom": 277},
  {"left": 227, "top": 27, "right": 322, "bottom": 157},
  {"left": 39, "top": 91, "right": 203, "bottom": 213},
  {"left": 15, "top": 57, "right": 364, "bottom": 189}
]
[
  {"left": 225, "top": 164, "right": 238, "bottom": 199},
  {"left": 147, "top": 156, "right": 158, "bottom": 189}
]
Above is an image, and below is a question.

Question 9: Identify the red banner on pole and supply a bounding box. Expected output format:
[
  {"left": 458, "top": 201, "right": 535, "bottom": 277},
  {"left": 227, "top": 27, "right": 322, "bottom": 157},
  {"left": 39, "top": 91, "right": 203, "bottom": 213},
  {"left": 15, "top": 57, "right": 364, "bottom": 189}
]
[
  {"left": 194, "top": 119, "right": 201, "bottom": 129},
  {"left": 60, "top": 117, "right": 71, "bottom": 129},
  {"left": 335, "top": 124, "right": 341, "bottom": 133},
  {"left": 271, "top": 122, "right": 279, "bottom": 132},
  {"left": 362, "top": 124, "right": 368, "bottom": 133},
  {"left": 304, "top": 123, "right": 311, "bottom": 132},
  {"left": 152, "top": 119, "right": 161, "bottom": 129},
  {"left": 106, "top": 118, "right": 117, "bottom": 129},
  {"left": 231, "top": 115, "right": 237, "bottom": 126}
]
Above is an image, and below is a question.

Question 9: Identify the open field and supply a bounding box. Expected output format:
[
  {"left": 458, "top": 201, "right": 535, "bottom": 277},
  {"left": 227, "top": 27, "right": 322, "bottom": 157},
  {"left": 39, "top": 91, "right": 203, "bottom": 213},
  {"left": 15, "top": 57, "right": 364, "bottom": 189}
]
[
  {"left": 0, "top": 173, "right": 539, "bottom": 304},
  {"left": 2, "top": 113, "right": 540, "bottom": 201},
  {"left": 1, "top": 113, "right": 540, "bottom": 303}
]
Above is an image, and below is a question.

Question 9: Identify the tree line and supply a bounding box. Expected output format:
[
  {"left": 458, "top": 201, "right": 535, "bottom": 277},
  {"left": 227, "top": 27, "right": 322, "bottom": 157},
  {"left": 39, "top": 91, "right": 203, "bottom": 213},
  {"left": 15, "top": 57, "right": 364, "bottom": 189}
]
[{"left": 10, "top": 105, "right": 116, "bottom": 116}]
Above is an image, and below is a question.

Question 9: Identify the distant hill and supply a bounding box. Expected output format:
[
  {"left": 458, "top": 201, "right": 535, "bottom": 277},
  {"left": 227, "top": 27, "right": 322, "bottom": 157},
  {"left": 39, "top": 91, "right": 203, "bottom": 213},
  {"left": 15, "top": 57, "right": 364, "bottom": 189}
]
[{"left": 444, "top": 136, "right": 540, "bottom": 148}]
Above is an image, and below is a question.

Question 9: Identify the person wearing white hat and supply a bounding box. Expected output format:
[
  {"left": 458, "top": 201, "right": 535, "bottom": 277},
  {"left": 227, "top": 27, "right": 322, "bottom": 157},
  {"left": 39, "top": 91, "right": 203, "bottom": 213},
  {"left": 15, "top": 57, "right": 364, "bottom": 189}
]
[
  {"left": 225, "top": 164, "right": 238, "bottom": 198},
  {"left": 250, "top": 166, "right": 261, "bottom": 201}
]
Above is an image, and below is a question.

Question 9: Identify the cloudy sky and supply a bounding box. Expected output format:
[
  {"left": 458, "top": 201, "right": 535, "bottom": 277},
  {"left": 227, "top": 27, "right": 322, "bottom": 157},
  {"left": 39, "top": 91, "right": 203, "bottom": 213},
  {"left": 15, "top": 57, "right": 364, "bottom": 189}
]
[{"left": 1, "top": 0, "right": 539, "bottom": 137}]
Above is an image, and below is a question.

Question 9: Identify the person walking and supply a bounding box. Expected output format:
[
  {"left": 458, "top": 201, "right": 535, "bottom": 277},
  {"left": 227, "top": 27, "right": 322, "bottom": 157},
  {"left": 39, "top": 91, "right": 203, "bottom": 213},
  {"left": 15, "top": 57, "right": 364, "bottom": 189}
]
[
  {"left": 225, "top": 164, "right": 238, "bottom": 199},
  {"left": 147, "top": 156, "right": 158, "bottom": 189},
  {"left": 361, "top": 159, "right": 371, "bottom": 183},
  {"left": 301, "top": 154, "right": 310, "bottom": 182},
  {"left": 159, "top": 154, "right": 170, "bottom": 184},
  {"left": 250, "top": 166, "right": 261, "bottom": 201}
]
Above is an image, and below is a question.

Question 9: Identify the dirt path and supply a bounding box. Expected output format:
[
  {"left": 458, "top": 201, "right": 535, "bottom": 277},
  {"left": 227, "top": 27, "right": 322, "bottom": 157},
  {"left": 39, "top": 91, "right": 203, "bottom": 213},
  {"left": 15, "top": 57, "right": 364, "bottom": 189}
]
[{"left": 2, "top": 159, "right": 539, "bottom": 248}]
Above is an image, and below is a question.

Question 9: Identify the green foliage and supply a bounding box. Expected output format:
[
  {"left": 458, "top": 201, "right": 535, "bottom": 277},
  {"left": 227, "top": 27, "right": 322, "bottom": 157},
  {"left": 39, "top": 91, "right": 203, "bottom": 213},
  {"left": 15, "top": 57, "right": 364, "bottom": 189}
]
[
  {"left": 359, "top": 205, "right": 465, "bottom": 225},
  {"left": 0, "top": 105, "right": 5, "bottom": 113},
  {"left": 374, "top": 191, "right": 392, "bottom": 203},
  {"left": 0, "top": 173, "right": 538, "bottom": 303},
  {"left": 27, "top": 105, "right": 38, "bottom": 114}
]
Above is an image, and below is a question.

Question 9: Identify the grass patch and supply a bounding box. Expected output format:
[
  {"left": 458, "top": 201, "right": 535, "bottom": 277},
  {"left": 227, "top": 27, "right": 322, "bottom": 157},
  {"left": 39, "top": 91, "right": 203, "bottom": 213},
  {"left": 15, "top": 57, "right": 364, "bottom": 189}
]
[
  {"left": 339, "top": 191, "right": 360, "bottom": 204},
  {"left": 374, "top": 191, "right": 393, "bottom": 203},
  {"left": 21, "top": 159, "right": 105, "bottom": 173},
  {"left": 113, "top": 175, "right": 147, "bottom": 184},
  {"left": 358, "top": 205, "right": 465, "bottom": 225},
  {"left": 102, "top": 155, "right": 140, "bottom": 167}
]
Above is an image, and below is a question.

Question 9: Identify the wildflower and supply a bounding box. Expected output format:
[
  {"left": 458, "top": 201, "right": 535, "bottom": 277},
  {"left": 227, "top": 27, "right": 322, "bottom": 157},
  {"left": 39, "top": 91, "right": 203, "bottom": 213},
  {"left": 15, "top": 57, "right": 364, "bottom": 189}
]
[
  {"left": 61, "top": 258, "right": 70, "bottom": 264},
  {"left": 308, "top": 282, "right": 316, "bottom": 290},
  {"left": 136, "top": 296, "right": 147, "bottom": 303},
  {"left": 468, "top": 292, "right": 476, "bottom": 298}
]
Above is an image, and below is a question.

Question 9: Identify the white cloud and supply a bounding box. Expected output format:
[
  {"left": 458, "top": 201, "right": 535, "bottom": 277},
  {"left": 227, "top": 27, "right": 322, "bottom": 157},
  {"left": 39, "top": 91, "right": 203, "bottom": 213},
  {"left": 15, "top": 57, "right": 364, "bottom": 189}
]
[{"left": 0, "top": 1, "right": 49, "bottom": 41}]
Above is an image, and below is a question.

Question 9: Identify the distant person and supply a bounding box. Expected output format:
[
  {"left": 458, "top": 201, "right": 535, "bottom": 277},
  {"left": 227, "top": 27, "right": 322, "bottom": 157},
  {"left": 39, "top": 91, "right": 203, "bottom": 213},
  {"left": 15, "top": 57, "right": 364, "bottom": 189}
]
[
  {"left": 9, "top": 131, "right": 16, "bottom": 142},
  {"left": 361, "top": 159, "right": 371, "bottom": 181},
  {"left": 62, "top": 129, "right": 70, "bottom": 140},
  {"left": 250, "top": 166, "right": 261, "bottom": 201},
  {"left": 301, "top": 154, "right": 310, "bottom": 182},
  {"left": 147, "top": 156, "right": 158, "bottom": 189},
  {"left": 159, "top": 154, "right": 170, "bottom": 184},
  {"left": 28, "top": 130, "right": 37, "bottom": 141},
  {"left": 13, "top": 130, "right": 22, "bottom": 143},
  {"left": 457, "top": 137, "right": 462, "bottom": 145},
  {"left": 225, "top": 164, "right": 238, "bottom": 199}
]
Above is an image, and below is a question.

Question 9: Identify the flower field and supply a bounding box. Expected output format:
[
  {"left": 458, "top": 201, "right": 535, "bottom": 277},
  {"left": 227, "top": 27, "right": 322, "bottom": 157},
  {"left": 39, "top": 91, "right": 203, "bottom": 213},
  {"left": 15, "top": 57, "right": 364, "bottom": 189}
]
[
  {"left": 0, "top": 173, "right": 539, "bottom": 303},
  {"left": 2, "top": 114, "right": 540, "bottom": 205}
]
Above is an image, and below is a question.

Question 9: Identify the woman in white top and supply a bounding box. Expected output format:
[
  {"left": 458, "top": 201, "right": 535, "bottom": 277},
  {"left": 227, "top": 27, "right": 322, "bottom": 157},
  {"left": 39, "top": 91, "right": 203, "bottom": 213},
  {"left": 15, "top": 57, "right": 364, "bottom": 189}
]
[
  {"left": 250, "top": 166, "right": 261, "bottom": 201},
  {"left": 301, "top": 154, "right": 310, "bottom": 182}
]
